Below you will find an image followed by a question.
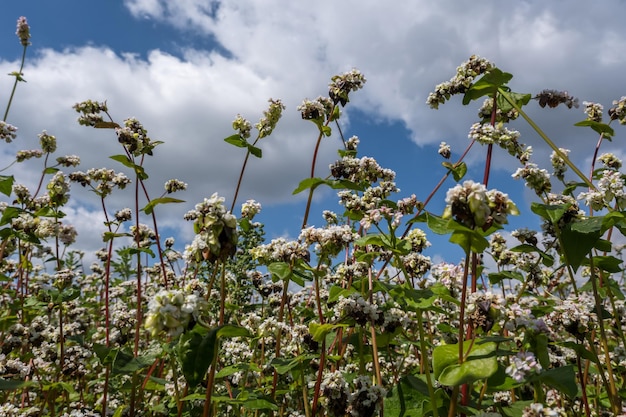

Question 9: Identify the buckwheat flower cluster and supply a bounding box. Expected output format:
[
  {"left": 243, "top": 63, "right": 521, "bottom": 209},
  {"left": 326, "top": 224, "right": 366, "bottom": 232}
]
[
  {"left": 328, "top": 261, "right": 369, "bottom": 285},
  {"left": 320, "top": 370, "right": 351, "bottom": 417},
  {"left": 73, "top": 100, "right": 108, "bottom": 126},
  {"left": 164, "top": 179, "right": 187, "bottom": 194},
  {"left": 47, "top": 172, "right": 70, "bottom": 206},
  {"left": 232, "top": 114, "right": 252, "bottom": 139},
  {"left": 130, "top": 224, "right": 156, "bottom": 248},
  {"left": 505, "top": 351, "right": 542, "bottom": 382},
  {"left": 522, "top": 403, "right": 565, "bottom": 417},
  {"left": 329, "top": 69, "right": 366, "bottom": 106},
  {"left": 547, "top": 293, "right": 595, "bottom": 339},
  {"left": 251, "top": 237, "right": 310, "bottom": 264},
  {"left": 400, "top": 252, "right": 431, "bottom": 280},
  {"left": 256, "top": 98, "right": 285, "bottom": 138},
  {"left": 323, "top": 210, "right": 338, "bottom": 225},
  {"left": 69, "top": 168, "right": 131, "bottom": 198},
  {"left": 183, "top": 193, "right": 237, "bottom": 263},
  {"left": 144, "top": 288, "right": 207, "bottom": 337},
  {"left": 578, "top": 169, "right": 626, "bottom": 210},
  {"left": 116, "top": 117, "right": 153, "bottom": 156},
  {"left": 598, "top": 152, "right": 622, "bottom": 169},
  {"left": 467, "top": 293, "right": 501, "bottom": 332},
  {"left": 331, "top": 155, "right": 396, "bottom": 184},
  {"left": 444, "top": 180, "right": 518, "bottom": 229},
  {"left": 549, "top": 148, "right": 570, "bottom": 181},
  {"left": 512, "top": 163, "right": 552, "bottom": 196},
  {"left": 477, "top": 97, "right": 519, "bottom": 122},
  {"left": 36, "top": 130, "right": 57, "bottom": 153},
  {"left": 113, "top": 208, "right": 132, "bottom": 222},
  {"left": 404, "top": 228, "right": 431, "bottom": 252},
  {"left": 468, "top": 122, "right": 522, "bottom": 150},
  {"left": 334, "top": 293, "right": 382, "bottom": 326},
  {"left": 511, "top": 227, "right": 538, "bottom": 246},
  {"left": 300, "top": 224, "right": 358, "bottom": 258},
  {"left": 241, "top": 199, "right": 261, "bottom": 219},
  {"left": 0, "top": 121, "right": 18, "bottom": 143},
  {"left": 427, "top": 55, "right": 494, "bottom": 109},
  {"left": 56, "top": 155, "right": 80, "bottom": 167},
  {"left": 582, "top": 101, "right": 603, "bottom": 122},
  {"left": 430, "top": 262, "right": 464, "bottom": 292},
  {"left": 359, "top": 206, "right": 402, "bottom": 230},
  {"left": 391, "top": 198, "right": 416, "bottom": 218},
  {"left": 534, "top": 89, "right": 579, "bottom": 109},
  {"left": 16, "top": 149, "right": 43, "bottom": 162},
  {"left": 438, "top": 142, "right": 451, "bottom": 159},
  {"left": 297, "top": 96, "right": 334, "bottom": 121},
  {"left": 346, "top": 135, "right": 360, "bottom": 151},
  {"left": 348, "top": 376, "right": 386, "bottom": 417},
  {"left": 16, "top": 16, "right": 30, "bottom": 46},
  {"left": 609, "top": 96, "right": 626, "bottom": 124}
]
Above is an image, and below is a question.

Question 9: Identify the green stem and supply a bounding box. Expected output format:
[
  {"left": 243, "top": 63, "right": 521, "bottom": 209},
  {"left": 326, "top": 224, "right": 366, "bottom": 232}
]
[
  {"left": 498, "top": 88, "right": 596, "bottom": 191},
  {"left": 3, "top": 44, "right": 28, "bottom": 122},
  {"left": 588, "top": 256, "right": 621, "bottom": 413},
  {"left": 417, "top": 311, "right": 439, "bottom": 417}
]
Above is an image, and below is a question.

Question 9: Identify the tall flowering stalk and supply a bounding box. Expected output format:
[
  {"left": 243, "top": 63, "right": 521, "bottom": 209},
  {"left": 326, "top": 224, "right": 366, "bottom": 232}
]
[
  {"left": 3, "top": 17, "right": 30, "bottom": 122},
  {"left": 228, "top": 98, "right": 285, "bottom": 213}
]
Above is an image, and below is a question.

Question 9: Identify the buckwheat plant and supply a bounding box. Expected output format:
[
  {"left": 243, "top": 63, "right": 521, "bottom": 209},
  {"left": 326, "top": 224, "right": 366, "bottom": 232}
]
[{"left": 2, "top": 17, "right": 626, "bottom": 417}]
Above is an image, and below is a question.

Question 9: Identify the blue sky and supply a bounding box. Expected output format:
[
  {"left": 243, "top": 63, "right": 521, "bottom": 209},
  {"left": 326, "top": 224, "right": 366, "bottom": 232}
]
[{"left": 1, "top": 1, "right": 626, "bottom": 264}]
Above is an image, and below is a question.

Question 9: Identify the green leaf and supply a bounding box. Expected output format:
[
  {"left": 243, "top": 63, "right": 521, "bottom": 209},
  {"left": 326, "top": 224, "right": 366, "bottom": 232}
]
[
  {"left": 247, "top": 144, "right": 262, "bottom": 158},
  {"left": 561, "top": 217, "right": 604, "bottom": 271},
  {"left": 308, "top": 322, "right": 348, "bottom": 343},
  {"left": 0, "top": 175, "right": 14, "bottom": 196},
  {"left": 328, "top": 179, "right": 365, "bottom": 192},
  {"left": 442, "top": 161, "right": 467, "bottom": 182},
  {"left": 292, "top": 177, "right": 327, "bottom": 195},
  {"left": 488, "top": 271, "right": 524, "bottom": 285},
  {"left": 177, "top": 326, "right": 214, "bottom": 386},
  {"left": 413, "top": 212, "right": 453, "bottom": 235},
  {"left": 574, "top": 120, "right": 615, "bottom": 138},
  {"left": 224, "top": 134, "right": 247, "bottom": 147},
  {"left": 328, "top": 285, "right": 357, "bottom": 303},
  {"left": 530, "top": 202, "right": 571, "bottom": 223},
  {"left": 384, "top": 375, "right": 430, "bottom": 417},
  {"left": 141, "top": 197, "right": 185, "bottom": 215},
  {"left": 94, "top": 121, "right": 120, "bottom": 129},
  {"left": 270, "top": 354, "right": 317, "bottom": 375},
  {"left": 102, "top": 232, "right": 131, "bottom": 242},
  {"left": 268, "top": 262, "right": 292, "bottom": 281},
  {"left": 462, "top": 68, "right": 513, "bottom": 105},
  {"left": 532, "top": 366, "right": 578, "bottom": 398},
  {"left": 177, "top": 324, "right": 251, "bottom": 387},
  {"left": 449, "top": 229, "right": 489, "bottom": 254},
  {"left": 43, "top": 167, "right": 59, "bottom": 175},
  {"left": 243, "top": 398, "right": 279, "bottom": 411},
  {"left": 433, "top": 341, "right": 498, "bottom": 386},
  {"left": 0, "top": 379, "right": 35, "bottom": 390},
  {"left": 389, "top": 284, "right": 439, "bottom": 311},
  {"left": 109, "top": 154, "right": 148, "bottom": 180},
  {"left": 495, "top": 92, "right": 531, "bottom": 115},
  {"left": 584, "top": 255, "right": 623, "bottom": 273}
]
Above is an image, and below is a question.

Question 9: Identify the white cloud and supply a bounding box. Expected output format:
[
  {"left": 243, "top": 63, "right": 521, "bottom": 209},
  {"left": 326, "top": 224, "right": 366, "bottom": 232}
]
[{"left": 3, "top": 0, "right": 626, "bottom": 258}]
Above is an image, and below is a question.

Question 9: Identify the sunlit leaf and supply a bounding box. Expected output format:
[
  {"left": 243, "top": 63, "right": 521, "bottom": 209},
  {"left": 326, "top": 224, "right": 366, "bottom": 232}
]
[
  {"left": 433, "top": 341, "right": 498, "bottom": 386},
  {"left": 0, "top": 175, "right": 14, "bottom": 196},
  {"left": 292, "top": 177, "right": 327, "bottom": 195},
  {"left": 462, "top": 68, "right": 513, "bottom": 105},
  {"left": 247, "top": 143, "right": 262, "bottom": 158},
  {"left": 224, "top": 134, "right": 247, "bottom": 147},
  {"left": 141, "top": 197, "right": 185, "bottom": 215},
  {"left": 574, "top": 120, "right": 615, "bottom": 139}
]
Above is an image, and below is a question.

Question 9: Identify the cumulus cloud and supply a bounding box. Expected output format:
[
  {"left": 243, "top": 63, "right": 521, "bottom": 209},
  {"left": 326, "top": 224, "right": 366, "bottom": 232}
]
[{"left": 2, "top": 0, "right": 626, "bottom": 259}]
